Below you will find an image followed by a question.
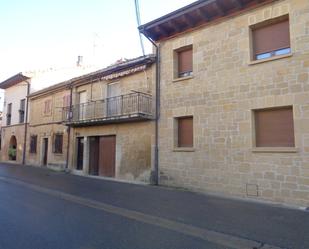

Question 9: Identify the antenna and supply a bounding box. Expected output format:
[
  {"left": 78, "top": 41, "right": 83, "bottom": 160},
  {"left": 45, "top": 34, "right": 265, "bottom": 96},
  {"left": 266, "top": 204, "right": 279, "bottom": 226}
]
[
  {"left": 93, "top": 32, "right": 99, "bottom": 57},
  {"left": 134, "top": 0, "right": 145, "bottom": 56}
]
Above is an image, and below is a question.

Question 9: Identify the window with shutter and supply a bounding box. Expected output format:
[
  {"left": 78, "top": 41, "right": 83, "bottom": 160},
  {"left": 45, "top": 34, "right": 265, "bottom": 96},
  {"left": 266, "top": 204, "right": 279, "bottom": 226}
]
[
  {"left": 19, "top": 99, "right": 25, "bottom": 123},
  {"left": 254, "top": 107, "right": 295, "bottom": 147},
  {"left": 63, "top": 95, "right": 70, "bottom": 107},
  {"left": 251, "top": 16, "right": 290, "bottom": 60},
  {"left": 44, "top": 99, "right": 52, "bottom": 115},
  {"left": 53, "top": 134, "right": 63, "bottom": 153},
  {"left": 175, "top": 46, "right": 193, "bottom": 78},
  {"left": 6, "top": 103, "right": 12, "bottom": 126},
  {"left": 29, "top": 135, "right": 37, "bottom": 153},
  {"left": 177, "top": 116, "right": 193, "bottom": 147}
]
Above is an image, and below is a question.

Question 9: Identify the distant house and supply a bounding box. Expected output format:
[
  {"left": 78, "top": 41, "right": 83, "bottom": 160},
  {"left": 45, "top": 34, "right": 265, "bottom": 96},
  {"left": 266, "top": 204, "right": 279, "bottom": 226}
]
[
  {"left": 0, "top": 61, "right": 95, "bottom": 164},
  {"left": 0, "top": 73, "right": 31, "bottom": 164}
]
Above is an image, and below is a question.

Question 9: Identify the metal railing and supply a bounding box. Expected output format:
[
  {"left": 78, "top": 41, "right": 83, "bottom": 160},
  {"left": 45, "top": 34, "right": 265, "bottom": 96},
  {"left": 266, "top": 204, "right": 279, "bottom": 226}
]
[{"left": 62, "top": 92, "right": 152, "bottom": 123}]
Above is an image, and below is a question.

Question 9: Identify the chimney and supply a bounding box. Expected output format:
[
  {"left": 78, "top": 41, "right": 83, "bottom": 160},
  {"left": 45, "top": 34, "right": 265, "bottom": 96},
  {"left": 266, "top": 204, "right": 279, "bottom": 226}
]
[{"left": 76, "top": 55, "right": 83, "bottom": 67}]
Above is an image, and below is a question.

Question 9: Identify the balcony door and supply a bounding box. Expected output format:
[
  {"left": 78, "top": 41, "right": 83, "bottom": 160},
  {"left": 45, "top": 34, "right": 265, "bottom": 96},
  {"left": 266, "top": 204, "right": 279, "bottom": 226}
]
[
  {"left": 107, "top": 82, "right": 120, "bottom": 116},
  {"left": 78, "top": 91, "right": 87, "bottom": 120}
]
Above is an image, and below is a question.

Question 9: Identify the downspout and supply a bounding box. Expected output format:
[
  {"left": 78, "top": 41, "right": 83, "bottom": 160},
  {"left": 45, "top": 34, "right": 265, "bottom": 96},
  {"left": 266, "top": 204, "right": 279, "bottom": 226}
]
[
  {"left": 143, "top": 34, "right": 160, "bottom": 185},
  {"left": 65, "top": 82, "right": 73, "bottom": 171},
  {"left": 22, "top": 80, "right": 31, "bottom": 165}
]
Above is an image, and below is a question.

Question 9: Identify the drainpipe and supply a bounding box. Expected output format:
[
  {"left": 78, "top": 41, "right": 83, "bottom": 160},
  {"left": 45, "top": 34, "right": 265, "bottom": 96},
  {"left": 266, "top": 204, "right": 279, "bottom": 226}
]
[
  {"left": 142, "top": 35, "right": 160, "bottom": 185},
  {"left": 65, "top": 83, "right": 73, "bottom": 171},
  {"left": 22, "top": 80, "right": 31, "bottom": 165}
]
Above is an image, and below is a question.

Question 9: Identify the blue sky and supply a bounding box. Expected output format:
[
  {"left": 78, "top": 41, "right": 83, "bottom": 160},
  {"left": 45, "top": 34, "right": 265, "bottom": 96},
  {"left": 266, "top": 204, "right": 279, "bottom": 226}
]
[{"left": 0, "top": 0, "right": 195, "bottom": 82}]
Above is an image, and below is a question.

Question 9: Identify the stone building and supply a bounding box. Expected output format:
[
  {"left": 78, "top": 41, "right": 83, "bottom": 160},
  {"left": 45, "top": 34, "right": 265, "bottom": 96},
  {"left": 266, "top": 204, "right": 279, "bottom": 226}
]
[
  {"left": 0, "top": 62, "right": 94, "bottom": 165},
  {"left": 140, "top": 0, "right": 309, "bottom": 206},
  {"left": 26, "top": 84, "right": 70, "bottom": 169},
  {"left": 65, "top": 55, "right": 156, "bottom": 182},
  {"left": 25, "top": 55, "right": 156, "bottom": 182}
]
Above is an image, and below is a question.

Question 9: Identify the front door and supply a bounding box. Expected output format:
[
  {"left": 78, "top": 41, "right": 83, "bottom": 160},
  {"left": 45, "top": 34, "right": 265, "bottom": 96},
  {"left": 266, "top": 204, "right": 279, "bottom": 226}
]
[
  {"left": 88, "top": 137, "right": 99, "bottom": 175},
  {"left": 76, "top": 137, "right": 84, "bottom": 170},
  {"left": 99, "top": 136, "right": 116, "bottom": 177},
  {"left": 43, "top": 138, "right": 48, "bottom": 166}
]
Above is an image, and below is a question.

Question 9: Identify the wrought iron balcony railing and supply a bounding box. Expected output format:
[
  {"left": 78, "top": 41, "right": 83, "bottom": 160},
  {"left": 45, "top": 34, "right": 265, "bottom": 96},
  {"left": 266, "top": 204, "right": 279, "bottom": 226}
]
[{"left": 62, "top": 92, "right": 153, "bottom": 126}]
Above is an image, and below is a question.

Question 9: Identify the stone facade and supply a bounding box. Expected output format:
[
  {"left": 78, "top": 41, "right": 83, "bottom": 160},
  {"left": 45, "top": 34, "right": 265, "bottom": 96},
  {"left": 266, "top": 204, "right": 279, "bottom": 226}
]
[
  {"left": 69, "top": 122, "right": 153, "bottom": 182},
  {"left": 26, "top": 89, "right": 70, "bottom": 169},
  {"left": 156, "top": 0, "right": 309, "bottom": 206},
  {"left": 1, "top": 124, "right": 26, "bottom": 164},
  {"left": 68, "top": 65, "right": 155, "bottom": 183}
]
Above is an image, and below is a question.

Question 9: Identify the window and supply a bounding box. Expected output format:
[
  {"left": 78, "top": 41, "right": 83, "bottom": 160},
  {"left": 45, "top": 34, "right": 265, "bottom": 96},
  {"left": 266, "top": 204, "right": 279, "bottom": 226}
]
[
  {"left": 44, "top": 99, "right": 52, "bottom": 115},
  {"left": 251, "top": 16, "right": 290, "bottom": 60},
  {"left": 177, "top": 116, "right": 193, "bottom": 147},
  {"left": 53, "top": 134, "right": 63, "bottom": 154},
  {"left": 63, "top": 94, "right": 70, "bottom": 107},
  {"left": 19, "top": 99, "right": 25, "bottom": 123},
  {"left": 175, "top": 46, "right": 193, "bottom": 78},
  {"left": 6, "top": 103, "right": 12, "bottom": 126},
  {"left": 254, "top": 107, "right": 295, "bottom": 147},
  {"left": 29, "top": 135, "right": 37, "bottom": 154}
]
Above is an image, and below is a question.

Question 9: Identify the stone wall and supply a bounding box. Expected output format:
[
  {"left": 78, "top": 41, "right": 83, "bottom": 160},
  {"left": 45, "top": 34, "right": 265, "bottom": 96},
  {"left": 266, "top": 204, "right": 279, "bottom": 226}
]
[
  {"left": 69, "top": 122, "right": 154, "bottom": 182},
  {"left": 26, "top": 89, "right": 69, "bottom": 169},
  {"left": 26, "top": 124, "right": 68, "bottom": 169},
  {"left": 68, "top": 65, "right": 155, "bottom": 183},
  {"left": 158, "top": 0, "right": 309, "bottom": 206},
  {"left": 29, "top": 89, "right": 70, "bottom": 125},
  {"left": 0, "top": 124, "right": 25, "bottom": 164}
]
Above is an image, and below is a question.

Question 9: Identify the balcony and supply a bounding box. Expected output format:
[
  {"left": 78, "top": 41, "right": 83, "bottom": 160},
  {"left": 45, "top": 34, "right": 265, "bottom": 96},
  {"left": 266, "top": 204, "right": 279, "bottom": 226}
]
[{"left": 62, "top": 92, "right": 153, "bottom": 126}]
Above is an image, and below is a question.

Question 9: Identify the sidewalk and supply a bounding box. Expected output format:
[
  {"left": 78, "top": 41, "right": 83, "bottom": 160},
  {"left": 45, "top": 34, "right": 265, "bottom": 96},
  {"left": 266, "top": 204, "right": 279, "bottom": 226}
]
[{"left": 0, "top": 163, "right": 308, "bottom": 249}]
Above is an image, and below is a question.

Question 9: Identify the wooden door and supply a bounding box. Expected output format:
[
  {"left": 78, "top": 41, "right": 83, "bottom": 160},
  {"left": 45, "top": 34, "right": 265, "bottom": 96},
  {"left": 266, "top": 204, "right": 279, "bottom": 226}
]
[
  {"left": 76, "top": 137, "right": 84, "bottom": 170},
  {"left": 43, "top": 138, "right": 48, "bottom": 166},
  {"left": 88, "top": 137, "right": 99, "bottom": 175},
  {"left": 99, "top": 136, "right": 116, "bottom": 177}
]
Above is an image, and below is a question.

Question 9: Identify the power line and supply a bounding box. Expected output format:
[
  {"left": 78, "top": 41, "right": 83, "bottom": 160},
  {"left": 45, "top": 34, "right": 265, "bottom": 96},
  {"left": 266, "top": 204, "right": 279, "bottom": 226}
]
[{"left": 134, "top": 0, "right": 145, "bottom": 56}]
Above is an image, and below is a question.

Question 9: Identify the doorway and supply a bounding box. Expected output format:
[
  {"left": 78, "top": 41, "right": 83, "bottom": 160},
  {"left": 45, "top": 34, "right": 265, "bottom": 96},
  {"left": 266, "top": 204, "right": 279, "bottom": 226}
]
[
  {"left": 8, "top": 136, "right": 17, "bottom": 161},
  {"left": 42, "top": 138, "right": 48, "bottom": 166},
  {"left": 88, "top": 135, "right": 116, "bottom": 177},
  {"left": 78, "top": 91, "right": 87, "bottom": 120},
  {"left": 76, "top": 137, "right": 84, "bottom": 170},
  {"left": 89, "top": 137, "right": 99, "bottom": 175},
  {"left": 99, "top": 136, "right": 116, "bottom": 177},
  {"left": 107, "top": 82, "right": 120, "bottom": 116}
]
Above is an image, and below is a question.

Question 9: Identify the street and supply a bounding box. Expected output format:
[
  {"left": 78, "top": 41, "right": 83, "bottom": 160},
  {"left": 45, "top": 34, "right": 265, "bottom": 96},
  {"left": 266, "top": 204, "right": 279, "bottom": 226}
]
[
  {"left": 0, "top": 163, "right": 308, "bottom": 249},
  {"left": 0, "top": 181, "right": 227, "bottom": 249}
]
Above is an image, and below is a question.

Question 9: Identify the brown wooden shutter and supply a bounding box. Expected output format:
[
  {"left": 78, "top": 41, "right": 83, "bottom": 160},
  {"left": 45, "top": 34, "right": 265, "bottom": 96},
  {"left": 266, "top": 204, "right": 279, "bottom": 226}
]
[
  {"left": 30, "top": 135, "right": 37, "bottom": 153},
  {"left": 178, "top": 117, "right": 193, "bottom": 147},
  {"left": 178, "top": 48, "right": 193, "bottom": 75},
  {"left": 54, "top": 134, "right": 63, "bottom": 153},
  {"left": 252, "top": 19, "right": 290, "bottom": 55},
  {"left": 255, "top": 107, "right": 294, "bottom": 147},
  {"left": 7, "top": 103, "right": 12, "bottom": 114}
]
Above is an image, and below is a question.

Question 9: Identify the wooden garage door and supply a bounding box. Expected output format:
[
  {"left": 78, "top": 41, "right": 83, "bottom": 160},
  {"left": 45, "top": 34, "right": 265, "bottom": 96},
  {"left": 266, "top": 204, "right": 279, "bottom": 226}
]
[
  {"left": 99, "top": 136, "right": 116, "bottom": 177},
  {"left": 89, "top": 137, "right": 99, "bottom": 175}
]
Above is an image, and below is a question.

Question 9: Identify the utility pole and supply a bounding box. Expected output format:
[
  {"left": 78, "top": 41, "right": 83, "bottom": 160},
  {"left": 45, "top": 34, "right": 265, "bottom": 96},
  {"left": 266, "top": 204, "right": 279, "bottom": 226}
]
[{"left": 134, "top": 0, "right": 145, "bottom": 56}]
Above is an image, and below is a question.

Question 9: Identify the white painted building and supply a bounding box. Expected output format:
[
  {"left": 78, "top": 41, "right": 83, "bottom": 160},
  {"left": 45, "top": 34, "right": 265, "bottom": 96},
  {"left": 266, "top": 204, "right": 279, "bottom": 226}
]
[{"left": 0, "top": 61, "right": 96, "bottom": 164}]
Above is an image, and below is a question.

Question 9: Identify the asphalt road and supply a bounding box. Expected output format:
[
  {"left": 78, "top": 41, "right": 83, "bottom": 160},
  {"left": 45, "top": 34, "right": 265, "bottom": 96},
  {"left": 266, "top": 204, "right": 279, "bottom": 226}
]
[
  {"left": 0, "top": 163, "right": 308, "bottom": 249},
  {"left": 0, "top": 180, "right": 228, "bottom": 249}
]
